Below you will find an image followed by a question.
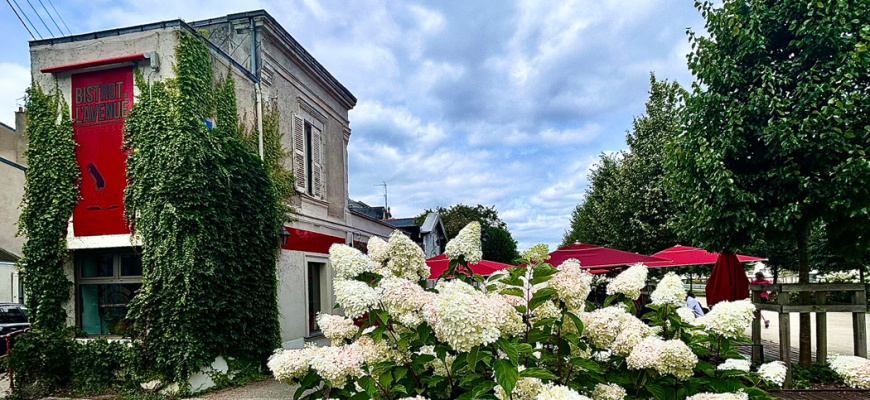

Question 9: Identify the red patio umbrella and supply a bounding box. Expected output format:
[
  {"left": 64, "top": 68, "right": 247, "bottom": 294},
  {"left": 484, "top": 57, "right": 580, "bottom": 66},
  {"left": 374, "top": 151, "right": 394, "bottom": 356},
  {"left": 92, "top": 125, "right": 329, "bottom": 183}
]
[
  {"left": 548, "top": 243, "right": 670, "bottom": 270},
  {"left": 705, "top": 251, "right": 751, "bottom": 307},
  {"left": 645, "top": 245, "right": 764, "bottom": 268},
  {"left": 426, "top": 254, "right": 513, "bottom": 279}
]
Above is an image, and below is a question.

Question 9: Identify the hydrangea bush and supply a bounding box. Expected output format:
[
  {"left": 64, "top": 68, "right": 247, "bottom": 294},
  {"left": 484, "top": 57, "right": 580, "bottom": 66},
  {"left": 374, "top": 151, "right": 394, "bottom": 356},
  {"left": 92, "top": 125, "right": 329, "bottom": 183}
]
[{"left": 268, "top": 224, "right": 779, "bottom": 399}]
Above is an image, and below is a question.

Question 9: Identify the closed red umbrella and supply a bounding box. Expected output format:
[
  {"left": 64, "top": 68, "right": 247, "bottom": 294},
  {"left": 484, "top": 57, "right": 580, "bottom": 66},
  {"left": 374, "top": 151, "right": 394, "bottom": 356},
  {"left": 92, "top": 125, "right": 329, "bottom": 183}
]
[
  {"left": 426, "top": 254, "right": 513, "bottom": 279},
  {"left": 705, "top": 251, "right": 751, "bottom": 307}
]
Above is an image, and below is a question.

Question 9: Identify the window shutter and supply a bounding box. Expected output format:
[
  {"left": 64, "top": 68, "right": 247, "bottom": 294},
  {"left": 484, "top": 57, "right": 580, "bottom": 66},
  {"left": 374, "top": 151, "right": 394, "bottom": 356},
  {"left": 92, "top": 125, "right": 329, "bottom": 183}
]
[
  {"left": 293, "top": 114, "right": 306, "bottom": 192},
  {"left": 311, "top": 125, "right": 323, "bottom": 198}
]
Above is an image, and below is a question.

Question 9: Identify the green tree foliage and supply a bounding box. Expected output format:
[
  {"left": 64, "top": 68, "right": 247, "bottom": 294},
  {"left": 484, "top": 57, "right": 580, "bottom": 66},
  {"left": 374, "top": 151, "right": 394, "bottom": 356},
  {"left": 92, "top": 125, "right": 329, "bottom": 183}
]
[
  {"left": 418, "top": 204, "right": 519, "bottom": 264},
  {"left": 670, "top": 0, "right": 870, "bottom": 366},
  {"left": 124, "top": 31, "right": 281, "bottom": 385},
  {"left": 562, "top": 75, "right": 683, "bottom": 255},
  {"left": 17, "top": 86, "right": 79, "bottom": 331}
]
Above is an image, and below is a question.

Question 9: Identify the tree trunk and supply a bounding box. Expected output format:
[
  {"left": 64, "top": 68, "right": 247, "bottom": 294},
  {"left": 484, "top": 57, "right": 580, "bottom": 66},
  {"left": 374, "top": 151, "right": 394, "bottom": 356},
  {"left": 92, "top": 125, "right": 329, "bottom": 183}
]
[{"left": 797, "top": 223, "right": 812, "bottom": 367}]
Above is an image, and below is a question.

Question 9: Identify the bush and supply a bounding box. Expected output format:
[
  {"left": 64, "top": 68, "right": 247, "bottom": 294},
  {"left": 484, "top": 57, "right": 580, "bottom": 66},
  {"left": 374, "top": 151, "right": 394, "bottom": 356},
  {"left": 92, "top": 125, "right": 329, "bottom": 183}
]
[{"left": 70, "top": 338, "right": 145, "bottom": 394}]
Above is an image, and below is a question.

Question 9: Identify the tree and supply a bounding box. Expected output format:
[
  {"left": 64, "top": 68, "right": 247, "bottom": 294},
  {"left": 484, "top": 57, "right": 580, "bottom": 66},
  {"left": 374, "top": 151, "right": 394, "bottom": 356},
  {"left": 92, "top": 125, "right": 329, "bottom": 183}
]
[
  {"left": 670, "top": 0, "right": 870, "bottom": 367},
  {"left": 418, "top": 204, "right": 519, "bottom": 264},
  {"left": 562, "top": 75, "right": 683, "bottom": 255}
]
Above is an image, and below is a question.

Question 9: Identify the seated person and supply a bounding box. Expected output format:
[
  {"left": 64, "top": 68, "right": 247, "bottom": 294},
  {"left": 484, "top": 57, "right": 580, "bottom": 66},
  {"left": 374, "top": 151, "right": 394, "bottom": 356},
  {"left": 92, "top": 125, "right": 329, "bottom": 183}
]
[{"left": 686, "top": 292, "right": 705, "bottom": 318}]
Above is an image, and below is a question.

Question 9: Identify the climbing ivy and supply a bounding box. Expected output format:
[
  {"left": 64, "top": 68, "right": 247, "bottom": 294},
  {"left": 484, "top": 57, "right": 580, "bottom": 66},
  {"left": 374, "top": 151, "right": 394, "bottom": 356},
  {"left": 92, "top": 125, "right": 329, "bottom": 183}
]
[
  {"left": 17, "top": 85, "right": 79, "bottom": 332},
  {"left": 124, "top": 30, "right": 281, "bottom": 387}
]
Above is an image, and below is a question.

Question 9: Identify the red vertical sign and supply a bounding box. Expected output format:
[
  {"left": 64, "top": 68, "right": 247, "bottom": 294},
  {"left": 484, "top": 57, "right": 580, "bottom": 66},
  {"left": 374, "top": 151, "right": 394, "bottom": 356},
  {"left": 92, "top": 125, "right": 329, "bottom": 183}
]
[{"left": 71, "top": 67, "right": 133, "bottom": 236}]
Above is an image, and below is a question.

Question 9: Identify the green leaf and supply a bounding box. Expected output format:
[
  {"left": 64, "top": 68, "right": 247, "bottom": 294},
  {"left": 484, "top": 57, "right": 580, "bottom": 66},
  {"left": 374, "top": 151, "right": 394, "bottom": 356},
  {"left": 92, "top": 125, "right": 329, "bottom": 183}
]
[
  {"left": 497, "top": 338, "right": 518, "bottom": 364},
  {"left": 569, "top": 357, "right": 602, "bottom": 372},
  {"left": 564, "top": 311, "right": 584, "bottom": 335},
  {"left": 492, "top": 359, "right": 519, "bottom": 395},
  {"left": 467, "top": 346, "right": 480, "bottom": 372},
  {"left": 518, "top": 367, "right": 557, "bottom": 380},
  {"left": 500, "top": 287, "right": 525, "bottom": 297}
]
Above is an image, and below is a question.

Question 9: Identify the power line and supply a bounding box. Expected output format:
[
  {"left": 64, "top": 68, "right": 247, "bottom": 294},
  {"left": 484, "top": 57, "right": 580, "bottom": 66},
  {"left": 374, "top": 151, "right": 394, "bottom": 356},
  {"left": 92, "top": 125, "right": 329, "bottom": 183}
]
[
  {"left": 24, "top": 0, "right": 54, "bottom": 37},
  {"left": 44, "top": 0, "right": 69, "bottom": 35},
  {"left": 10, "top": 0, "right": 40, "bottom": 38},
  {"left": 5, "top": 0, "right": 34, "bottom": 38},
  {"left": 36, "top": 0, "right": 63, "bottom": 36}
]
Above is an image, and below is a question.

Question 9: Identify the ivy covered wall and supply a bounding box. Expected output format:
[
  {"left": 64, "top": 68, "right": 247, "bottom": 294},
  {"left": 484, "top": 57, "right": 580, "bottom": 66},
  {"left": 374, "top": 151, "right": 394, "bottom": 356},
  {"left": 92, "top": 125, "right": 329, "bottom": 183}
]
[{"left": 124, "top": 30, "right": 281, "bottom": 385}]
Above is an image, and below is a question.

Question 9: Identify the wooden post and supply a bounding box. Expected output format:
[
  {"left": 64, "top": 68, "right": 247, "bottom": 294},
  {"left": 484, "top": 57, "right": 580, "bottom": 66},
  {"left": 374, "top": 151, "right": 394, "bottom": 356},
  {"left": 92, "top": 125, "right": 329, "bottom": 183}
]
[
  {"left": 779, "top": 289, "right": 792, "bottom": 388},
  {"left": 752, "top": 288, "right": 763, "bottom": 363},
  {"left": 816, "top": 291, "right": 827, "bottom": 365},
  {"left": 852, "top": 289, "right": 867, "bottom": 358}
]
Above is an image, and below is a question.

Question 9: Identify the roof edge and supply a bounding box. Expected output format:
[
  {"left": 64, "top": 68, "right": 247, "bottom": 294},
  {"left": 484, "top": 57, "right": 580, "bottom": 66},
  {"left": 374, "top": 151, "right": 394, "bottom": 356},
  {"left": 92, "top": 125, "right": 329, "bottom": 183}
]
[{"left": 0, "top": 156, "right": 26, "bottom": 171}]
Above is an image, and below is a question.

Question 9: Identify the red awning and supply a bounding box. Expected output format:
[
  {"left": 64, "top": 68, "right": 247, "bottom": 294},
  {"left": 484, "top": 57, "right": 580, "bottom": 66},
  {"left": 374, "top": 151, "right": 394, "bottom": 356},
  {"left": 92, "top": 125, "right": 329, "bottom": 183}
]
[
  {"left": 706, "top": 252, "right": 751, "bottom": 307},
  {"left": 426, "top": 254, "right": 513, "bottom": 280},
  {"left": 547, "top": 243, "right": 670, "bottom": 269},
  {"left": 645, "top": 245, "right": 764, "bottom": 268}
]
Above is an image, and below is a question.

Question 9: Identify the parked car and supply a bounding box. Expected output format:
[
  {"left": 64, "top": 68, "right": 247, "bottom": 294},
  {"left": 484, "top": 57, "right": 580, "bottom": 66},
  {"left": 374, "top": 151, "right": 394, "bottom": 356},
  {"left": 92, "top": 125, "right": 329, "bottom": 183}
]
[{"left": 0, "top": 303, "right": 29, "bottom": 356}]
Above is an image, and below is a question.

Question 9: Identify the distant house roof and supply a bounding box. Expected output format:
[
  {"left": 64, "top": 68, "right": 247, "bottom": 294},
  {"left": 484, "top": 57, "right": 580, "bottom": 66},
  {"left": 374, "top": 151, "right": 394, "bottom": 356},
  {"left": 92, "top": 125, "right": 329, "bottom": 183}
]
[
  {"left": 420, "top": 212, "right": 444, "bottom": 235},
  {"left": 348, "top": 199, "right": 390, "bottom": 220},
  {"left": 384, "top": 218, "right": 417, "bottom": 228}
]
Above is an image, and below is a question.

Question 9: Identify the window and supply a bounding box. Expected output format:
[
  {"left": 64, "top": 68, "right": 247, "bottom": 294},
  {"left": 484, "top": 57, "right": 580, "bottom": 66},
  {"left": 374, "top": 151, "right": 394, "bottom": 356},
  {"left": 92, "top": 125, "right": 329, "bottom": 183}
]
[
  {"left": 307, "top": 262, "right": 325, "bottom": 334},
  {"left": 293, "top": 114, "right": 324, "bottom": 199},
  {"left": 76, "top": 251, "right": 142, "bottom": 336}
]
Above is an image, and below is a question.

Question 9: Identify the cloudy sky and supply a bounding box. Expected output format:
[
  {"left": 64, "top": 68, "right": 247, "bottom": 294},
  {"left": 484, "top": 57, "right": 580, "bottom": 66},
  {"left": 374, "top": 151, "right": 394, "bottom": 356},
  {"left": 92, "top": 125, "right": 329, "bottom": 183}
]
[{"left": 0, "top": 0, "right": 707, "bottom": 251}]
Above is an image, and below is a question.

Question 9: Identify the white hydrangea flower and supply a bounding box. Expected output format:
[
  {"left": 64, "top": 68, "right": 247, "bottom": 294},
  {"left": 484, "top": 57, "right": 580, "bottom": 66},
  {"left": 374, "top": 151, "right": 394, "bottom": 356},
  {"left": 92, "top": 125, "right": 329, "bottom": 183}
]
[
  {"left": 267, "top": 349, "right": 309, "bottom": 382},
  {"left": 354, "top": 335, "right": 408, "bottom": 367},
  {"left": 757, "top": 360, "right": 787, "bottom": 387},
  {"left": 549, "top": 259, "right": 593, "bottom": 310},
  {"left": 531, "top": 300, "right": 562, "bottom": 324},
  {"left": 488, "top": 293, "right": 525, "bottom": 337},
  {"left": 650, "top": 273, "right": 686, "bottom": 306},
  {"left": 591, "top": 383, "right": 626, "bottom": 400},
  {"left": 329, "top": 243, "right": 376, "bottom": 280},
  {"left": 316, "top": 313, "right": 358, "bottom": 346},
  {"left": 606, "top": 263, "right": 648, "bottom": 300},
  {"left": 367, "top": 236, "right": 390, "bottom": 264},
  {"left": 445, "top": 221, "right": 483, "bottom": 263},
  {"left": 432, "top": 280, "right": 501, "bottom": 351},
  {"left": 417, "top": 345, "right": 454, "bottom": 377},
  {"left": 676, "top": 307, "right": 698, "bottom": 324},
  {"left": 535, "top": 383, "right": 592, "bottom": 400},
  {"left": 495, "top": 367, "right": 544, "bottom": 400},
  {"left": 377, "top": 276, "right": 431, "bottom": 328},
  {"left": 627, "top": 337, "right": 697, "bottom": 380},
  {"left": 306, "top": 344, "right": 365, "bottom": 387},
  {"left": 397, "top": 397, "right": 428, "bottom": 400},
  {"left": 592, "top": 350, "right": 611, "bottom": 362},
  {"left": 686, "top": 392, "right": 748, "bottom": 400},
  {"left": 696, "top": 299, "right": 756, "bottom": 338},
  {"left": 387, "top": 230, "right": 429, "bottom": 281},
  {"left": 334, "top": 279, "right": 378, "bottom": 318},
  {"left": 717, "top": 358, "right": 751, "bottom": 372},
  {"left": 828, "top": 354, "right": 870, "bottom": 389},
  {"left": 581, "top": 306, "right": 650, "bottom": 356}
]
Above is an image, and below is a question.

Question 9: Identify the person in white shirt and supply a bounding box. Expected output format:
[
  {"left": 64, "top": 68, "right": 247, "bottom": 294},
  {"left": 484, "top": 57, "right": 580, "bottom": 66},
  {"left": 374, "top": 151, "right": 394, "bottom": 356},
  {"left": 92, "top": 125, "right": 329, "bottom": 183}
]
[{"left": 686, "top": 292, "right": 705, "bottom": 318}]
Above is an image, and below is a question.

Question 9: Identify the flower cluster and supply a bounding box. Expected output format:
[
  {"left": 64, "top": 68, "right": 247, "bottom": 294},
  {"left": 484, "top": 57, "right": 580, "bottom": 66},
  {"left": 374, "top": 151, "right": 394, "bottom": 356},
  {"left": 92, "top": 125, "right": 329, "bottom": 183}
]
[
  {"left": 267, "top": 348, "right": 309, "bottom": 382},
  {"left": 686, "top": 392, "right": 748, "bottom": 400},
  {"left": 316, "top": 313, "right": 358, "bottom": 346},
  {"left": 329, "top": 244, "right": 376, "bottom": 280},
  {"left": 386, "top": 230, "right": 430, "bottom": 281},
  {"left": 591, "top": 383, "right": 626, "bottom": 400},
  {"left": 432, "top": 280, "right": 502, "bottom": 351},
  {"left": 445, "top": 221, "right": 483, "bottom": 263},
  {"left": 818, "top": 270, "right": 861, "bottom": 283},
  {"left": 757, "top": 360, "right": 787, "bottom": 387},
  {"left": 377, "top": 276, "right": 432, "bottom": 327},
  {"left": 677, "top": 307, "right": 698, "bottom": 324},
  {"left": 523, "top": 244, "right": 551, "bottom": 264},
  {"left": 828, "top": 355, "right": 870, "bottom": 389},
  {"left": 696, "top": 299, "right": 756, "bottom": 338},
  {"left": 650, "top": 273, "right": 686, "bottom": 306},
  {"left": 307, "top": 344, "right": 365, "bottom": 387},
  {"left": 581, "top": 306, "right": 651, "bottom": 356},
  {"left": 367, "top": 236, "right": 389, "bottom": 264},
  {"left": 626, "top": 336, "right": 697, "bottom": 380},
  {"left": 535, "top": 383, "right": 592, "bottom": 400},
  {"left": 606, "top": 263, "right": 648, "bottom": 300},
  {"left": 417, "top": 345, "right": 454, "bottom": 377},
  {"left": 717, "top": 358, "right": 751, "bottom": 372},
  {"left": 333, "top": 279, "right": 378, "bottom": 319},
  {"left": 549, "top": 259, "right": 593, "bottom": 310},
  {"left": 495, "top": 367, "right": 544, "bottom": 400}
]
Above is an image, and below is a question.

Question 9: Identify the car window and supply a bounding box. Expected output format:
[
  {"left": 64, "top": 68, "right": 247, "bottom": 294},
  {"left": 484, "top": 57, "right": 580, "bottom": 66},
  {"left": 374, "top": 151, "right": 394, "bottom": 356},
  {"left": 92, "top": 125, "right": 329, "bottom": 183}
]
[{"left": 0, "top": 307, "right": 27, "bottom": 324}]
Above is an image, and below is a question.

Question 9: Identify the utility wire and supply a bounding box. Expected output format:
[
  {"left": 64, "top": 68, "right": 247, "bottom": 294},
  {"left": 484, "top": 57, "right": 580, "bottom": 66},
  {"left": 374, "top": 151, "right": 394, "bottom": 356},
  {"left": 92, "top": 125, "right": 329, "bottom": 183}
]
[
  {"left": 10, "top": 0, "right": 40, "bottom": 38},
  {"left": 37, "top": 0, "right": 63, "bottom": 36},
  {"left": 24, "top": 0, "right": 54, "bottom": 37},
  {"left": 5, "top": 0, "right": 34, "bottom": 38},
  {"left": 44, "top": 0, "right": 69, "bottom": 35}
]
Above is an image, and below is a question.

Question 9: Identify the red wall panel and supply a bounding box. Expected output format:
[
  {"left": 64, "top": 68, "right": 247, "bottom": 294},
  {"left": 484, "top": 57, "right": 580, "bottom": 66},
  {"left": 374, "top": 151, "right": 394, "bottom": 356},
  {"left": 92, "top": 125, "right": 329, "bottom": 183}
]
[{"left": 71, "top": 67, "right": 133, "bottom": 236}]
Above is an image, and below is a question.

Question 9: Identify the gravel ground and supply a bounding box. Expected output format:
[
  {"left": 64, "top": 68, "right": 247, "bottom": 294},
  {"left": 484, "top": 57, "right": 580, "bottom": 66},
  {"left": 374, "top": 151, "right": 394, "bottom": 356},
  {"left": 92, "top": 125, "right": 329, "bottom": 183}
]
[{"left": 192, "top": 379, "right": 297, "bottom": 400}]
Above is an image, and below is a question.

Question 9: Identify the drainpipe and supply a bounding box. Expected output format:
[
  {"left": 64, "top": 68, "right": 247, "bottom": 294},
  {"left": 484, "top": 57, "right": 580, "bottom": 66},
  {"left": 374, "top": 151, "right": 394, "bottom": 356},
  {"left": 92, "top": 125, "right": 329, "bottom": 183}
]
[{"left": 251, "top": 17, "right": 264, "bottom": 161}]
